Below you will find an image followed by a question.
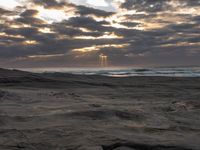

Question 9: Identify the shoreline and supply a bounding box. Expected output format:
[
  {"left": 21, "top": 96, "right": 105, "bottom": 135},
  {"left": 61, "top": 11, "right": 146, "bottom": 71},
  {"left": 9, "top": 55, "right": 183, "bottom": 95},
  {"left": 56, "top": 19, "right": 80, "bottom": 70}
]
[
  {"left": 4, "top": 66, "right": 200, "bottom": 78},
  {"left": 0, "top": 68, "right": 200, "bottom": 150}
]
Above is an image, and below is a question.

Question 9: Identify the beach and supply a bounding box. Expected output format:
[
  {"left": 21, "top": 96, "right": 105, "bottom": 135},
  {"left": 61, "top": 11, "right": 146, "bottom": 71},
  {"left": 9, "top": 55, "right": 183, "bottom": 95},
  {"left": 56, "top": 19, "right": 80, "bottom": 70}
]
[{"left": 0, "top": 68, "right": 200, "bottom": 150}]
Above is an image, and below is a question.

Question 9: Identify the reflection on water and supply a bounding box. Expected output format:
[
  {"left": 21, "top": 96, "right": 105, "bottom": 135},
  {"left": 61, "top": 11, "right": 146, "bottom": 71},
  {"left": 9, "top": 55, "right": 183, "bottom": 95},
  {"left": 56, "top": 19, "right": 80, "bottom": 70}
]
[{"left": 19, "top": 67, "right": 200, "bottom": 77}]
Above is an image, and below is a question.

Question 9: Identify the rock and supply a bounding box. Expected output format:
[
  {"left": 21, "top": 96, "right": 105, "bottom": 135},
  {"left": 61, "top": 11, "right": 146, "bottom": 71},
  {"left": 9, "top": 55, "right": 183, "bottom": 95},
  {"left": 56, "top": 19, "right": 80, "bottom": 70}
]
[{"left": 115, "top": 147, "right": 135, "bottom": 150}]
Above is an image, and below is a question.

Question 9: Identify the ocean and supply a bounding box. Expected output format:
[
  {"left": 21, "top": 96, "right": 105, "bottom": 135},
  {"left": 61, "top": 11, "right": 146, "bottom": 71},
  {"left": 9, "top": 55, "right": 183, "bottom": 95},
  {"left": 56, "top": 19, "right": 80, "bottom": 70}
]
[{"left": 20, "top": 67, "right": 200, "bottom": 77}]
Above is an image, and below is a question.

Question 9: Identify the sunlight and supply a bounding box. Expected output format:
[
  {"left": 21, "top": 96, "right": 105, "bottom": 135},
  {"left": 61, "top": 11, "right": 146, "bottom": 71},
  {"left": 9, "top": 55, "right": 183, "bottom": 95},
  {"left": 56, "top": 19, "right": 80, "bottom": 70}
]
[
  {"left": 28, "top": 54, "right": 64, "bottom": 59},
  {"left": 73, "top": 43, "right": 130, "bottom": 53},
  {"left": 39, "top": 27, "right": 54, "bottom": 33},
  {"left": 0, "top": 0, "right": 20, "bottom": 10},
  {"left": 100, "top": 32, "right": 123, "bottom": 39},
  {"left": 23, "top": 40, "right": 38, "bottom": 45},
  {"left": 73, "top": 46, "right": 99, "bottom": 53},
  {"left": 99, "top": 53, "right": 108, "bottom": 67},
  {"left": 0, "top": 32, "right": 24, "bottom": 38},
  {"left": 74, "top": 32, "right": 123, "bottom": 39},
  {"left": 86, "top": 0, "right": 109, "bottom": 7},
  {"left": 37, "top": 6, "right": 67, "bottom": 23}
]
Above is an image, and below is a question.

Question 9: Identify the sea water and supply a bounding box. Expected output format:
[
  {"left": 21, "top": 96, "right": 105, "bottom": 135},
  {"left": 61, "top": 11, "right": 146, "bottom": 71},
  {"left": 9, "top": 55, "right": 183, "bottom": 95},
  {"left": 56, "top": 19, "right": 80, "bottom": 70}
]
[{"left": 20, "top": 67, "right": 200, "bottom": 77}]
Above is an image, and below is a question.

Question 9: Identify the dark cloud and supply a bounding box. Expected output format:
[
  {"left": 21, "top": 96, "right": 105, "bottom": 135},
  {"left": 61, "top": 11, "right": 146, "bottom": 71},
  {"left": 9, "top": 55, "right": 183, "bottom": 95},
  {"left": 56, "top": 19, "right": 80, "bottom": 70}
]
[
  {"left": 64, "top": 16, "right": 110, "bottom": 31},
  {"left": 120, "top": 0, "right": 200, "bottom": 13},
  {"left": 3, "top": 27, "right": 39, "bottom": 38},
  {"left": 20, "top": 9, "right": 38, "bottom": 17},
  {"left": 119, "top": 22, "right": 140, "bottom": 27},
  {"left": 76, "top": 5, "right": 114, "bottom": 17},
  {"left": 52, "top": 23, "right": 103, "bottom": 37},
  {"left": 15, "top": 9, "right": 46, "bottom": 27},
  {"left": 183, "top": 0, "right": 200, "bottom": 7},
  {"left": 16, "top": 17, "right": 46, "bottom": 27},
  {"left": 0, "top": 0, "right": 200, "bottom": 67},
  {"left": 192, "top": 15, "right": 200, "bottom": 23},
  {"left": 120, "top": 0, "right": 171, "bottom": 12},
  {"left": 168, "top": 23, "right": 198, "bottom": 32},
  {"left": 0, "top": 8, "right": 12, "bottom": 15},
  {"left": 31, "top": 0, "right": 67, "bottom": 9}
]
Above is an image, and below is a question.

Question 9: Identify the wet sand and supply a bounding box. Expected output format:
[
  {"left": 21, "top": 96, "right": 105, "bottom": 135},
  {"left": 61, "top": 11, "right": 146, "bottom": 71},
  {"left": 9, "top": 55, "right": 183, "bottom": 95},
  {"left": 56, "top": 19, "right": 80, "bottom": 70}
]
[{"left": 0, "top": 68, "right": 200, "bottom": 150}]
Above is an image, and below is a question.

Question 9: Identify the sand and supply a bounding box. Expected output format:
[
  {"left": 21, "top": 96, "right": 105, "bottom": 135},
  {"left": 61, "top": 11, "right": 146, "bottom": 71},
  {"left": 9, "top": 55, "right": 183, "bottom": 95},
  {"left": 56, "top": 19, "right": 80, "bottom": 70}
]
[{"left": 0, "top": 68, "right": 200, "bottom": 150}]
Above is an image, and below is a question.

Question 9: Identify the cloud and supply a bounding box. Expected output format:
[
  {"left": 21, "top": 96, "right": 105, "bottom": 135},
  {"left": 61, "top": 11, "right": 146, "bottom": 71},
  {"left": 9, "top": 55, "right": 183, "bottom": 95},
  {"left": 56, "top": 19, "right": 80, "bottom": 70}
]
[
  {"left": 120, "top": 0, "right": 200, "bottom": 13},
  {"left": 183, "top": 0, "right": 200, "bottom": 7},
  {"left": 0, "top": 8, "right": 12, "bottom": 15},
  {"left": 20, "top": 9, "right": 38, "bottom": 17},
  {"left": 120, "top": 0, "right": 171, "bottom": 12},
  {"left": 16, "top": 16, "right": 46, "bottom": 27},
  {"left": 31, "top": 0, "right": 67, "bottom": 9},
  {"left": 76, "top": 5, "right": 114, "bottom": 17},
  {"left": 119, "top": 22, "right": 140, "bottom": 27},
  {"left": 0, "top": 0, "right": 200, "bottom": 67},
  {"left": 63, "top": 16, "right": 110, "bottom": 31}
]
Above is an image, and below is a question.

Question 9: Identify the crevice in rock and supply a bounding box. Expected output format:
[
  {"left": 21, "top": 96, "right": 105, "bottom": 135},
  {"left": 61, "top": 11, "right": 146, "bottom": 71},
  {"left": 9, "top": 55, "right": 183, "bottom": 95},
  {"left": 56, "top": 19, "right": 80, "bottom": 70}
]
[{"left": 102, "top": 142, "right": 193, "bottom": 150}]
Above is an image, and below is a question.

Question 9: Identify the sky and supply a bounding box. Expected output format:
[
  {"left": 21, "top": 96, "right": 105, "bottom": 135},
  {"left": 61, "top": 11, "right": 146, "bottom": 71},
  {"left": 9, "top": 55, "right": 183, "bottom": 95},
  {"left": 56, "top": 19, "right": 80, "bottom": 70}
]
[{"left": 0, "top": 0, "right": 200, "bottom": 68}]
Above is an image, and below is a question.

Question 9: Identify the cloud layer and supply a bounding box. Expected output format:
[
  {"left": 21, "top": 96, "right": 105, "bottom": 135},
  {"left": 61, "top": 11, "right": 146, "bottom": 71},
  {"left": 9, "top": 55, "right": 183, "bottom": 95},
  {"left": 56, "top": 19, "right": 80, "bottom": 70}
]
[{"left": 0, "top": 0, "right": 200, "bottom": 67}]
